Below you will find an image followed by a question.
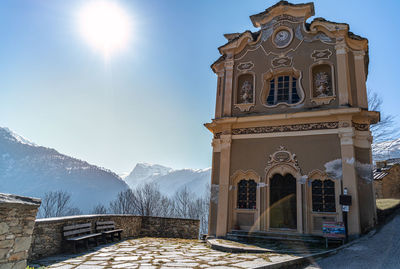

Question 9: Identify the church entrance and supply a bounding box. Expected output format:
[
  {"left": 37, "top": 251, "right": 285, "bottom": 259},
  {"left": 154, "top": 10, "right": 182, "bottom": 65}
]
[{"left": 269, "top": 173, "right": 297, "bottom": 229}]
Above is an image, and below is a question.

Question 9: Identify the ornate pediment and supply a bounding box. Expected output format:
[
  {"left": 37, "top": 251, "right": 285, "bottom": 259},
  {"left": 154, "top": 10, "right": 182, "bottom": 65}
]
[
  {"left": 265, "top": 146, "right": 302, "bottom": 179},
  {"left": 250, "top": 1, "right": 314, "bottom": 28}
]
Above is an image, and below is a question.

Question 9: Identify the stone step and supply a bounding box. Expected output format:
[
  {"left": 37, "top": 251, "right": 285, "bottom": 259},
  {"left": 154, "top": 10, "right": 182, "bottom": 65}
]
[{"left": 228, "top": 230, "right": 324, "bottom": 243}]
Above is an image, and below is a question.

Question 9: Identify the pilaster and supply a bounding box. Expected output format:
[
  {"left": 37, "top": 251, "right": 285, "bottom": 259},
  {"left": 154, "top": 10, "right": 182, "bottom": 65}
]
[
  {"left": 216, "top": 135, "right": 232, "bottom": 237},
  {"left": 223, "top": 58, "right": 234, "bottom": 117},
  {"left": 353, "top": 51, "right": 368, "bottom": 109},
  {"left": 215, "top": 70, "right": 225, "bottom": 119},
  {"left": 335, "top": 42, "right": 352, "bottom": 106},
  {"left": 338, "top": 126, "right": 361, "bottom": 236}
]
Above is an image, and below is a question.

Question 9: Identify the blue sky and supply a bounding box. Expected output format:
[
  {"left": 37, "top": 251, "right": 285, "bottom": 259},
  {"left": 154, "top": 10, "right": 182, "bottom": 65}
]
[{"left": 1, "top": 0, "right": 399, "bottom": 173}]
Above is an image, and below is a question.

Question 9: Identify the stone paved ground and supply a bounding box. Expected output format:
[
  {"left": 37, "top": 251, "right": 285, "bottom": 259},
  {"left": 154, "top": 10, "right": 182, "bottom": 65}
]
[{"left": 30, "top": 237, "right": 299, "bottom": 268}]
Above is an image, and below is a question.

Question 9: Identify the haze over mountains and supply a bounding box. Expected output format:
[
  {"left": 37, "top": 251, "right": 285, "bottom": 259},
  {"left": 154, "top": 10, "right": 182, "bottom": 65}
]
[
  {"left": 0, "top": 127, "right": 129, "bottom": 212},
  {"left": 123, "top": 163, "right": 211, "bottom": 197},
  {"left": 1, "top": 126, "right": 400, "bottom": 214},
  {"left": 372, "top": 138, "right": 400, "bottom": 160}
]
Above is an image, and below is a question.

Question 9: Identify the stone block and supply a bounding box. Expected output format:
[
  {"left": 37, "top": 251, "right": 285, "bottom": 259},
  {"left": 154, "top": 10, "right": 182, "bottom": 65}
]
[
  {"left": 8, "top": 251, "right": 27, "bottom": 262},
  {"left": 0, "top": 222, "right": 9, "bottom": 235},
  {"left": 0, "top": 239, "right": 13, "bottom": 249},
  {"left": 11, "top": 260, "right": 26, "bottom": 269},
  {"left": 0, "top": 262, "right": 13, "bottom": 269},
  {"left": 0, "top": 248, "right": 10, "bottom": 260},
  {"left": 14, "top": 237, "right": 31, "bottom": 252}
]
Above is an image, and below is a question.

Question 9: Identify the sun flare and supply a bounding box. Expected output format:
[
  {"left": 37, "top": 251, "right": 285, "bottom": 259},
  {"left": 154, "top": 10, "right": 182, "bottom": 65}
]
[{"left": 77, "top": 0, "right": 131, "bottom": 59}]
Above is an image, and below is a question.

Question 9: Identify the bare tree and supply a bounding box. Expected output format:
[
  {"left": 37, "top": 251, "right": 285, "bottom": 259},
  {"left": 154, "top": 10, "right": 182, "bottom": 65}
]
[
  {"left": 92, "top": 204, "right": 107, "bottom": 214},
  {"left": 109, "top": 189, "right": 136, "bottom": 214},
  {"left": 38, "top": 190, "right": 79, "bottom": 218},
  {"left": 368, "top": 89, "right": 399, "bottom": 142},
  {"left": 173, "top": 187, "right": 193, "bottom": 219},
  {"left": 132, "top": 183, "right": 163, "bottom": 216},
  {"left": 66, "top": 207, "right": 83, "bottom": 216},
  {"left": 158, "top": 196, "right": 175, "bottom": 218}
]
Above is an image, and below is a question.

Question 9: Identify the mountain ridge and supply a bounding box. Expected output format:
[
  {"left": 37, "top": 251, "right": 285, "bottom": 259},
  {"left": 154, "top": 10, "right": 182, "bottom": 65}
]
[{"left": 0, "top": 127, "right": 129, "bottom": 213}]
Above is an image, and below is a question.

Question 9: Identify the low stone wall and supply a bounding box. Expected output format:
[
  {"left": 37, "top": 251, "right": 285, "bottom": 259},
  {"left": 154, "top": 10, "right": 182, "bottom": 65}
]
[
  {"left": 29, "top": 214, "right": 199, "bottom": 261},
  {"left": 141, "top": 216, "right": 199, "bottom": 239},
  {"left": 0, "top": 193, "right": 41, "bottom": 269}
]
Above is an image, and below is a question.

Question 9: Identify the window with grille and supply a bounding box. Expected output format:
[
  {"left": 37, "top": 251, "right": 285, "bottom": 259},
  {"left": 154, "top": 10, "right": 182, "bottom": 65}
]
[
  {"left": 312, "top": 179, "right": 336, "bottom": 212},
  {"left": 266, "top": 75, "right": 300, "bottom": 105},
  {"left": 237, "top": 179, "right": 257, "bottom": 209}
]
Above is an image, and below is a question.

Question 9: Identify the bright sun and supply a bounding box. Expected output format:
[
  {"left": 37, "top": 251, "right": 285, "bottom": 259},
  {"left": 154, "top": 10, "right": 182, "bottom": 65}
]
[{"left": 77, "top": 0, "right": 131, "bottom": 59}]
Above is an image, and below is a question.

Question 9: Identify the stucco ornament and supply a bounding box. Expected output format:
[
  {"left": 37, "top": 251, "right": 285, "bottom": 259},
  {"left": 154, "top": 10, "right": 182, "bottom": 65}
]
[
  {"left": 314, "top": 72, "right": 332, "bottom": 97},
  {"left": 240, "top": 80, "right": 253, "bottom": 103},
  {"left": 265, "top": 146, "right": 302, "bottom": 180},
  {"left": 273, "top": 29, "right": 292, "bottom": 48}
]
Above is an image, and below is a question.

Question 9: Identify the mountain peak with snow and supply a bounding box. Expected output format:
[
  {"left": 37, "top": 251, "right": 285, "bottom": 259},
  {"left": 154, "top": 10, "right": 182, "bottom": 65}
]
[
  {"left": 0, "top": 126, "right": 38, "bottom": 147},
  {"left": 0, "top": 126, "right": 129, "bottom": 213},
  {"left": 372, "top": 138, "right": 400, "bottom": 161},
  {"left": 124, "top": 163, "right": 211, "bottom": 197}
]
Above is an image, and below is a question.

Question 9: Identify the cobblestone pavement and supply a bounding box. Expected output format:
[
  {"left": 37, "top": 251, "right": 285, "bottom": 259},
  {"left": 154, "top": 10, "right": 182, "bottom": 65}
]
[{"left": 30, "top": 237, "right": 299, "bottom": 268}]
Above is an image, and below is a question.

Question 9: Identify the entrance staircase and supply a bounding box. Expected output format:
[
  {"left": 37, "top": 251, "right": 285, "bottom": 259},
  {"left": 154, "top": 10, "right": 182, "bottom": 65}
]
[{"left": 226, "top": 230, "right": 328, "bottom": 253}]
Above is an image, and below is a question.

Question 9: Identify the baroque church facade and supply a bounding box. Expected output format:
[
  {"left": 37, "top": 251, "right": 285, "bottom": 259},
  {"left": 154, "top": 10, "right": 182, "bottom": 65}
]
[{"left": 205, "top": 1, "right": 379, "bottom": 238}]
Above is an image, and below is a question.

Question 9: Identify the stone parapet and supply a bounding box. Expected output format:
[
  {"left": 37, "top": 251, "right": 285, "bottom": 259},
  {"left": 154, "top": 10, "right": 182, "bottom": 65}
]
[
  {"left": 29, "top": 214, "right": 199, "bottom": 261},
  {"left": 0, "top": 193, "right": 41, "bottom": 269}
]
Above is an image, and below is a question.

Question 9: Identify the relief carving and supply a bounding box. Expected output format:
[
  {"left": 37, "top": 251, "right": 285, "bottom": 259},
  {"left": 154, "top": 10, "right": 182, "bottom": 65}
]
[
  {"left": 237, "top": 62, "right": 254, "bottom": 71},
  {"left": 311, "top": 49, "right": 332, "bottom": 61},
  {"left": 265, "top": 146, "right": 302, "bottom": 179},
  {"left": 271, "top": 56, "right": 292, "bottom": 68},
  {"left": 231, "top": 122, "right": 339, "bottom": 135}
]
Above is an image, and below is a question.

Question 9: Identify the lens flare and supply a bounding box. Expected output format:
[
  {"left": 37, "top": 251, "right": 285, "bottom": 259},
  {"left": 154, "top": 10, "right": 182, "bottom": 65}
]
[{"left": 77, "top": 0, "right": 131, "bottom": 59}]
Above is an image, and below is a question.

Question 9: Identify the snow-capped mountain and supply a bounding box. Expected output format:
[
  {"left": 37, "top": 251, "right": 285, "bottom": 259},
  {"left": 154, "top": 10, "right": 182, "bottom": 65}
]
[
  {"left": 124, "top": 163, "right": 211, "bottom": 197},
  {"left": 0, "top": 127, "right": 129, "bottom": 212},
  {"left": 372, "top": 138, "right": 400, "bottom": 161}
]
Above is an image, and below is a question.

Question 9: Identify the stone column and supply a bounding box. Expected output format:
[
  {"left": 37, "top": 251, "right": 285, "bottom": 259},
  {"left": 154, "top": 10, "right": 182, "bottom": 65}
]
[
  {"left": 223, "top": 58, "right": 234, "bottom": 117},
  {"left": 353, "top": 51, "right": 368, "bottom": 109},
  {"left": 335, "top": 42, "right": 351, "bottom": 106},
  {"left": 215, "top": 71, "right": 225, "bottom": 119},
  {"left": 339, "top": 128, "right": 361, "bottom": 236},
  {"left": 216, "top": 135, "right": 232, "bottom": 237},
  {"left": 0, "top": 193, "right": 41, "bottom": 269}
]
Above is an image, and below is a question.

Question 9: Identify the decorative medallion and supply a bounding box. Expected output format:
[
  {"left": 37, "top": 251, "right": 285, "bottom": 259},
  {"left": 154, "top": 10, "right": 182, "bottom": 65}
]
[
  {"left": 273, "top": 28, "right": 293, "bottom": 48},
  {"left": 231, "top": 122, "right": 339, "bottom": 135},
  {"left": 237, "top": 61, "right": 254, "bottom": 72},
  {"left": 271, "top": 56, "right": 292, "bottom": 68},
  {"left": 311, "top": 49, "right": 332, "bottom": 61}
]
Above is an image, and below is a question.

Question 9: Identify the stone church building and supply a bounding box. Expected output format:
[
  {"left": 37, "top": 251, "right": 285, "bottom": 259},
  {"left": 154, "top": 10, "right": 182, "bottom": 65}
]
[{"left": 205, "top": 1, "right": 379, "bottom": 239}]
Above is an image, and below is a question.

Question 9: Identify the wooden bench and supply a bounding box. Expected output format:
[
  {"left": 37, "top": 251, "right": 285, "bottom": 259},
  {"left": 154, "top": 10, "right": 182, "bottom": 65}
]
[
  {"left": 96, "top": 221, "right": 123, "bottom": 242},
  {"left": 63, "top": 223, "right": 102, "bottom": 253}
]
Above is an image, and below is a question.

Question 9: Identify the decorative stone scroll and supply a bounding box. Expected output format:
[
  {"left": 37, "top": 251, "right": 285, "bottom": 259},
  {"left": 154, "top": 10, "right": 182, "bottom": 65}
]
[
  {"left": 353, "top": 122, "right": 369, "bottom": 131},
  {"left": 231, "top": 122, "right": 339, "bottom": 135}
]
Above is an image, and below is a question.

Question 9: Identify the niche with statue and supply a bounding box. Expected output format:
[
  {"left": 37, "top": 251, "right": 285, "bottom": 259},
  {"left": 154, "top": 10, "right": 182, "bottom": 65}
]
[{"left": 235, "top": 73, "right": 255, "bottom": 111}]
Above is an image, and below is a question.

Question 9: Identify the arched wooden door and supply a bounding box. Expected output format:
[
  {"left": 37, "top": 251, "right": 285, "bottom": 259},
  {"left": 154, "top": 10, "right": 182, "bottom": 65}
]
[{"left": 269, "top": 173, "right": 297, "bottom": 229}]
